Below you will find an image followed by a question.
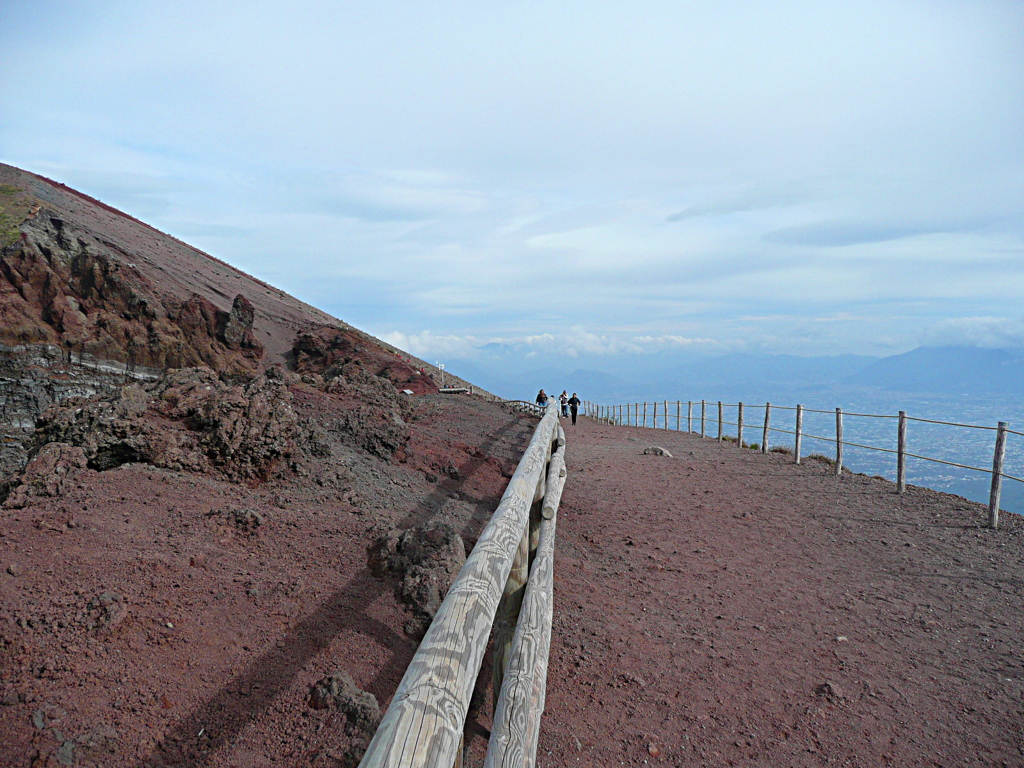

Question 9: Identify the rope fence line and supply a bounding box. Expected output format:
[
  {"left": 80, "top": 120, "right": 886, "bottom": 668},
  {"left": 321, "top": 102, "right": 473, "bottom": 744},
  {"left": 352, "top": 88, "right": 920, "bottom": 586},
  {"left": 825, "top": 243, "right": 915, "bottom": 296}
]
[{"left": 583, "top": 398, "right": 1018, "bottom": 529}]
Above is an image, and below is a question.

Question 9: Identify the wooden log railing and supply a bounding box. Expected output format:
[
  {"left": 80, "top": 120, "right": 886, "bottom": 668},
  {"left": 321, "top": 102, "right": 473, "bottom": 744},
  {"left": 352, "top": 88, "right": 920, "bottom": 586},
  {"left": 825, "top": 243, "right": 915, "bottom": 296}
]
[
  {"left": 500, "top": 399, "right": 547, "bottom": 417},
  {"left": 582, "top": 398, "right": 1021, "bottom": 529},
  {"left": 359, "top": 405, "right": 565, "bottom": 768}
]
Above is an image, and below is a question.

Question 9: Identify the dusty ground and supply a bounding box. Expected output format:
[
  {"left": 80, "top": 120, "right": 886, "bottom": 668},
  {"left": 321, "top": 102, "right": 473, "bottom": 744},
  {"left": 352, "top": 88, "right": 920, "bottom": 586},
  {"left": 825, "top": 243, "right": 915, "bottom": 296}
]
[
  {"left": 536, "top": 417, "right": 1024, "bottom": 767},
  {"left": 0, "top": 392, "right": 535, "bottom": 768},
  {"left": 5, "top": 405, "right": 1024, "bottom": 768}
]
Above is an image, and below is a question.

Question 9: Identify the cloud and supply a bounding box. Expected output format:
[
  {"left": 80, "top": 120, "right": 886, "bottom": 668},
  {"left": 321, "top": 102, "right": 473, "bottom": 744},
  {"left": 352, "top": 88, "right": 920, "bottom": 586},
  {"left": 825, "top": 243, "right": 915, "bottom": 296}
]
[
  {"left": 666, "top": 185, "right": 814, "bottom": 221},
  {"left": 922, "top": 316, "right": 1024, "bottom": 349},
  {"left": 762, "top": 218, "right": 956, "bottom": 248},
  {"left": 380, "top": 330, "right": 481, "bottom": 359},
  {"left": 383, "top": 327, "right": 719, "bottom": 360}
]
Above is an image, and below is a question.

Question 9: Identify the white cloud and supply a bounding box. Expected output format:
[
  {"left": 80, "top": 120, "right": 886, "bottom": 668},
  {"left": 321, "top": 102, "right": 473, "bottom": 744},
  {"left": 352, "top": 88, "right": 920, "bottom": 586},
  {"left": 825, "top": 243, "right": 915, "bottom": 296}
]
[
  {"left": 380, "top": 330, "right": 481, "bottom": 360},
  {"left": 383, "top": 326, "right": 721, "bottom": 360},
  {"left": 923, "top": 317, "right": 1024, "bottom": 349}
]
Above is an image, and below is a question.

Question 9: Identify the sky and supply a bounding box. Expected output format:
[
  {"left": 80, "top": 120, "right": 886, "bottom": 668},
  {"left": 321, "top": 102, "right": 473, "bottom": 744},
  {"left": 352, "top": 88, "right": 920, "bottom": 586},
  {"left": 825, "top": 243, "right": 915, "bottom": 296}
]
[{"left": 2, "top": 1, "right": 1023, "bottom": 369}]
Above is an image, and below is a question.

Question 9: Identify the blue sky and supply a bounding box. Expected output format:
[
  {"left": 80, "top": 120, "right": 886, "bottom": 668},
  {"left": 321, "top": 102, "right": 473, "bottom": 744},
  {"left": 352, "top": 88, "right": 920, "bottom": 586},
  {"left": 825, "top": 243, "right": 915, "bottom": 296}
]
[{"left": 2, "top": 1, "right": 1023, "bottom": 366}]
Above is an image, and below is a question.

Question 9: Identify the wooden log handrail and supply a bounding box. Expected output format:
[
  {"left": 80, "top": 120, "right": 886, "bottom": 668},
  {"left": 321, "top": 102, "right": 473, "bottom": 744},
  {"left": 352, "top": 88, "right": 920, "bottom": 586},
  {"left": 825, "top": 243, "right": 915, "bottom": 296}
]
[
  {"left": 485, "top": 428, "right": 566, "bottom": 768},
  {"left": 359, "top": 405, "right": 563, "bottom": 768}
]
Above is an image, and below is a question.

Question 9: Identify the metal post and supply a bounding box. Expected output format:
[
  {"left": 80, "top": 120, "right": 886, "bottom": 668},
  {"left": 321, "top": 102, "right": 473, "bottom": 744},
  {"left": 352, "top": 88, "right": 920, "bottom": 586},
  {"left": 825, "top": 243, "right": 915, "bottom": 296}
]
[{"left": 989, "top": 422, "right": 1009, "bottom": 529}]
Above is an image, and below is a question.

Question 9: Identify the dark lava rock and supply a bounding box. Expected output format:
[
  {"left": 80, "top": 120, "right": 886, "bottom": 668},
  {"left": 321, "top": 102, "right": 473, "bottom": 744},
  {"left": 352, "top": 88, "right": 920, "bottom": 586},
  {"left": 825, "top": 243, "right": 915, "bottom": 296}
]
[
  {"left": 369, "top": 521, "right": 467, "bottom": 625},
  {"left": 308, "top": 671, "right": 381, "bottom": 734}
]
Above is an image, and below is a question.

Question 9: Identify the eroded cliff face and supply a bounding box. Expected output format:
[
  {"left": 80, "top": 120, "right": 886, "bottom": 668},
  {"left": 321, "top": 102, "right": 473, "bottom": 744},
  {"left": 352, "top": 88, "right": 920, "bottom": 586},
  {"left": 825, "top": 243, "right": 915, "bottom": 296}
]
[
  {"left": 0, "top": 165, "right": 487, "bottom": 488},
  {"left": 0, "top": 211, "right": 270, "bottom": 479},
  {"left": 1, "top": 213, "right": 263, "bottom": 374},
  {"left": 0, "top": 343, "right": 158, "bottom": 478}
]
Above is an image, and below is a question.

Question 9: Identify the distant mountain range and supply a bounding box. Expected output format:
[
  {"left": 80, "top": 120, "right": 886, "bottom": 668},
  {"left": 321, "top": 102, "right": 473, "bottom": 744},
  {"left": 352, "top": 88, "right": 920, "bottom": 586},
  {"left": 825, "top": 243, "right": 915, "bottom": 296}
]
[
  {"left": 846, "top": 346, "right": 1024, "bottom": 396},
  {"left": 444, "top": 346, "right": 1024, "bottom": 403}
]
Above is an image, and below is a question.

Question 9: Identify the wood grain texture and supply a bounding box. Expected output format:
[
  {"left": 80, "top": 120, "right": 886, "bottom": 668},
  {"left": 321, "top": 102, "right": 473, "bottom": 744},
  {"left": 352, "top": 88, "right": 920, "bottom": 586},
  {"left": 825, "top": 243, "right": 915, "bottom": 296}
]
[
  {"left": 795, "top": 405, "right": 803, "bottom": 465},
  {"left": 988, "top": 422, "right": 1008, "bottom": 529},
  {"left": 835, "top": 408, "right": 844, "bottom": 476},
  {"left": 762, "top": 403, "right": 771, "bottom": 454},
  {"left": 897, "top": 411, "right": 907, "bottom": 493},
  {"left": 358, "top": 410, "right": 559, "bottom": 768},
  {"left": 485, "top": 441, "right": 566, "bottom": 768}
]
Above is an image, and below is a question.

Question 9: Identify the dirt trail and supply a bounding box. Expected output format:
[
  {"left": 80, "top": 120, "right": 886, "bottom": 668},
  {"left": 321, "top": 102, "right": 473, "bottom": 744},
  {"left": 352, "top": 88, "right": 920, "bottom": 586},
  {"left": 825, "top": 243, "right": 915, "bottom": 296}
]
[{"left": 536, "top": 417, "right": 1024, "bottom": 767}]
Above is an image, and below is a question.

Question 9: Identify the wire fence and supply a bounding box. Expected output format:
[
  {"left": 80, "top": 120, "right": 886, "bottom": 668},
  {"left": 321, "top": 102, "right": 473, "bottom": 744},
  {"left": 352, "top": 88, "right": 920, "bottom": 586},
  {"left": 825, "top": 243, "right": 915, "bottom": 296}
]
[{"left": 583, "top": 398, "right": 1019, "bottom": 529}]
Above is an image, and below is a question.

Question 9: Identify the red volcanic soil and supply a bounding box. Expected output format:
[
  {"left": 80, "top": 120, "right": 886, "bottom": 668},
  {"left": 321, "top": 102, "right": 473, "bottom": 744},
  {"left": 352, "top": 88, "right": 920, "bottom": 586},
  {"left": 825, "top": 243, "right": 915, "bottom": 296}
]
[
  {"left": 5, "top": 406, "right": 1024, "bottom": 767},
  {"left": 0, "top": 390, "right": 536, "bottom": 768},
  {"left": 536, "top": 418, "right": 1024, "bottom": 767}
]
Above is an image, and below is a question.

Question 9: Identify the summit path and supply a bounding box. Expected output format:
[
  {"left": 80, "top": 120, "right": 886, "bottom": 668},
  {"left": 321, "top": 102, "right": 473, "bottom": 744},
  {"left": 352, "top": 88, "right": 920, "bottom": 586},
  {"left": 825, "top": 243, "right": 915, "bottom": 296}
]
[{"left": 530, "top": 416, "right": 1024, "bottom": 767}]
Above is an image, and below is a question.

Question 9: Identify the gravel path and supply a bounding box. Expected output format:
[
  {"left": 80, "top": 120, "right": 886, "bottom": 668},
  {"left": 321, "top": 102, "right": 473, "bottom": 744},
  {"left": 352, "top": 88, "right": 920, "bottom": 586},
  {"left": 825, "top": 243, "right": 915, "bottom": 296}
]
[{"left": 534, "top": 416, "right": 1024, "bottom": 767}]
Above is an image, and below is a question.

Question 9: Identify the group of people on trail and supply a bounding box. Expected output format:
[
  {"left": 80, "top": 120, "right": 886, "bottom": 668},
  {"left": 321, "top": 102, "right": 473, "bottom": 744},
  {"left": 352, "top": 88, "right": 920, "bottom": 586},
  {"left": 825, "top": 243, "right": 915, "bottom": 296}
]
[{"left": 535, "top": 389, "right": 581, "bottom": 425}]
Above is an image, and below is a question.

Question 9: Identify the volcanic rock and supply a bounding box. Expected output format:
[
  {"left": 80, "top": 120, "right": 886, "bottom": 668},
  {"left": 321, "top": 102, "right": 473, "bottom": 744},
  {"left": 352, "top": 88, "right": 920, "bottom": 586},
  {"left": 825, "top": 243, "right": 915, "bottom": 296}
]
[
  {"left": 369, "top": 521, "right": 467, "bottom": 626},
  {"left": 308, "top": 671, "right": 381, "bottom": 734}
]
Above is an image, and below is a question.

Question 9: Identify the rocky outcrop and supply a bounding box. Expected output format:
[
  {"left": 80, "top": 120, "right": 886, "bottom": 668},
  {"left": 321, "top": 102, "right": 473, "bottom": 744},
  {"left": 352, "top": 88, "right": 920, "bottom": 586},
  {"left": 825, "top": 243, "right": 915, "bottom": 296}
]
[
  {"left": 0, "top": 442, "right": 88, "bottom": 509},
  {"left": 294, "top": 326, "right": 437, "bottom": 396},
  {"left": 308, "top": 671, "right": 381, "bottom": 733},
  {"left": 369, "top": 522, "right": 467, "bottom": 636},
  {"left": 14, "top": 367, "right": 298, "bottom": 484},
  {"left": 1, "top": 213, "right": 263, "bottom": 375},
  {"left": 0, "top": 342, "right": 144, "bottom": 479},
  {"left": 0, "top": 211, "right": 270, "bottom": 481}
]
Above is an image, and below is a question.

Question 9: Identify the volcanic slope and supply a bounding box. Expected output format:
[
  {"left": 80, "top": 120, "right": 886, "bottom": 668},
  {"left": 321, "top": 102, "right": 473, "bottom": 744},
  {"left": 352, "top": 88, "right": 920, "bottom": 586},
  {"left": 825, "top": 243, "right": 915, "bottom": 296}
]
[{"left": 0, "top": 164, "right": 532, "bottom": 767}]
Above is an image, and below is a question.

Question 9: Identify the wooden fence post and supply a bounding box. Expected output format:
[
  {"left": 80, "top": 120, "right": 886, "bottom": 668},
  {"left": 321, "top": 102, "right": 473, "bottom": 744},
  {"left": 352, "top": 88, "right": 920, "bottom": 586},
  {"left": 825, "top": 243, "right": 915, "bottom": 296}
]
[
  {"left": 897, "top": 411, "right": 907, "bottom": 493},
  {"left": 653, "top": 401, "right": 658, "bottom": 430},
  {"left": 663, "top": 401, "right": 668, "bottom": 429},
  {"left": 762, "top": 402, "right": 771, "bottom": 453},
  {"left": 988, "top": 422, "right": 1008, "bottom": 529},
  {"left": 687, "top": 401, "right": 693, "bottom": 433},
  {"left": 717, "top": 401, "right": 723, "bottom": 442},
  {"left": 835, "top": 407, "right": 844, "bottom": 476},
  {"left": 643, "top": 402, "right": 647, "bottom": 429},
  {"left": 737, "top": 402, "right": 744, "bottom": 448},
  {"left": 795, "top": 405, "right": 803, "bottom": 464},
  {"left": 701, "top": 400, "right": 706, "bottom": 437},
  {"left": 676, "top": 401, "right": 681, "bottom": 431}
]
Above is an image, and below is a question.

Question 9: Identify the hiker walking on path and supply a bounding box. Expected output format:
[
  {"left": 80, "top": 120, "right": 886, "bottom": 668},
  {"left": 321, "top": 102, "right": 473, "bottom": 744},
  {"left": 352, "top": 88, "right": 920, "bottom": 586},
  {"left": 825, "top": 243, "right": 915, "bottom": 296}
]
[
  {"left": 568, "top": 392, "right": 581, "bottom": 425},
  {"left": 559, "top": 390, "right": 569, "bottom": 417},
  {"left": 536, "top": 389, "right": 548, "bottom": 407}
]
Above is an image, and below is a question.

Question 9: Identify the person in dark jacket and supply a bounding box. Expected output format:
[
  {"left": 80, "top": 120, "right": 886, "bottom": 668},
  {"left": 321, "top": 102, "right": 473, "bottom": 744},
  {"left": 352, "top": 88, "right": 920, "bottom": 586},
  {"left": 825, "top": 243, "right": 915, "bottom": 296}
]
[
  {"left": 567, "top": 392, "right": 581, "bottom": 425},
  {"left": 536, "top": 389, "right": 548, "bottom": 406}
]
